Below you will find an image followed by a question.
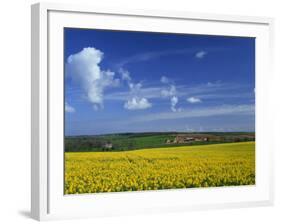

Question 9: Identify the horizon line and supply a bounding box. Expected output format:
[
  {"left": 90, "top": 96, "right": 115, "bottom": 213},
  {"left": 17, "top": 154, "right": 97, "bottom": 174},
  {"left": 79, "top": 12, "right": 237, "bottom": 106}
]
[{"left": 65, "top": 130, "right": 255, "bottom": 137}]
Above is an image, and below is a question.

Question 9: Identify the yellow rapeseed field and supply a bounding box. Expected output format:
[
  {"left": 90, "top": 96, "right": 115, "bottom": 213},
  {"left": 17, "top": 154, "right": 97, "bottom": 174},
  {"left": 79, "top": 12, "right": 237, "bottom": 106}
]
[{"left": 64, "top": 142, "right": 255, "bottom": 194}]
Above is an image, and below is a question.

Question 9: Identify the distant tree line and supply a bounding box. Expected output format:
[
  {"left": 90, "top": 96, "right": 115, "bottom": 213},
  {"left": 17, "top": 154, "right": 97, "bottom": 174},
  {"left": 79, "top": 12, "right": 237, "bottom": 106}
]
[{"left": 65, "top": 137, "right": 138, "bottom": 152}]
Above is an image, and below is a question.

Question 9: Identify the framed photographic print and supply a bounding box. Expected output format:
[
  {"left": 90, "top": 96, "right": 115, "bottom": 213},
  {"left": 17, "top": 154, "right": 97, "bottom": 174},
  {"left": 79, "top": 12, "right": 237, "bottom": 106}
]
[{"left": 31, "top": 2, "right": 274, "bottom": 221}]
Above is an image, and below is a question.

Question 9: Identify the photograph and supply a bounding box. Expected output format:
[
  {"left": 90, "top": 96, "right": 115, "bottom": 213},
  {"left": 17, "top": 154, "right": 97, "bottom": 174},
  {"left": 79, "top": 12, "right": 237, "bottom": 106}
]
[{"left": 64, "top": 28, "right": 255, "bottom": 195}]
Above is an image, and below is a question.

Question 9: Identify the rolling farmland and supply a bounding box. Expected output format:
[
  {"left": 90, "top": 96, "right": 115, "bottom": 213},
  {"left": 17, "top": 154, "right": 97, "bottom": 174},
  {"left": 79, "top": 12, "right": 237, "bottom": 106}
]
[{"left": 65, "top": 132, "right": 255, "bottom": 152}]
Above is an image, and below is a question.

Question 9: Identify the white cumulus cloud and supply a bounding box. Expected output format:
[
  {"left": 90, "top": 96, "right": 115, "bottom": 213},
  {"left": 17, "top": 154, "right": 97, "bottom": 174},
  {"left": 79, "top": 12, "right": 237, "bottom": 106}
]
[
  {"left": 124, "top": 97, "right": 152, "bottom": 110},
  {"left": 66, "top": 47, "right": 119, "bottom": 110},
  {"left": 65, "top": 102, "right": 75, "bottom": 113},
  {"left": 187, "top": 96, "right": 202, "bottom": 103}
]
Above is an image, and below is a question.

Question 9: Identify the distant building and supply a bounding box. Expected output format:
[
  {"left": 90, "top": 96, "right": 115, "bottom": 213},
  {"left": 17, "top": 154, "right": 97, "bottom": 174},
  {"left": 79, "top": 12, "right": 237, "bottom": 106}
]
[
  {"left": 104, "top": 143, "right": 113, "bottom": 150},
  {"left": 166, "top": 139, "right": 172, "bottom": 144},
  {"left": 166, "top": 135, "right": 208, "bottom": 144}
]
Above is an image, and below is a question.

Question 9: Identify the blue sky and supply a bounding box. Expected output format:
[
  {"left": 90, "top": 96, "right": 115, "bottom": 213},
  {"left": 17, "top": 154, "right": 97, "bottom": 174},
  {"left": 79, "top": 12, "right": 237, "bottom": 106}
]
[{"left": 64, "top": 28, "right": 255, "bottom": 136}]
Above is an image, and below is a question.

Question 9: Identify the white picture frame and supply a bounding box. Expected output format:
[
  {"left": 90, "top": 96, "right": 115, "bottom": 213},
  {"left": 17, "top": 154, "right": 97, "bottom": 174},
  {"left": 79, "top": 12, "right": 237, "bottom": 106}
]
[{"left": 31, "top": 2, "right": 274, "bottom": 221}]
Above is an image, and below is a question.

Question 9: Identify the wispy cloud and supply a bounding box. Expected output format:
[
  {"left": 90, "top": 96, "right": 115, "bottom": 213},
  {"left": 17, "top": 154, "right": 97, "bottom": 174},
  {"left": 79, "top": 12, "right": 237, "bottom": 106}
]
[
  {"left": 66, "top": 47, "right": 120, "bottom": 110},
  {"left": 119, "top": 68, "right": 131, "bottom": 82},
  {"left": 161, "top": 85, "right": 176, "bottom": 98},
  {"left": 119, "top": 68, "right": 152, "bottom": 110},
  {"left": 105, "top": 86, "right": 162, "bottom": 101},
  {"left": 193, "top": 92, "right": 253, "bottom": 100},
  {"left": 65, "top": 102, "right": 75, "bottom": 113},
  {"left": 160, "top": 76, "right": 182, "bottom": 112},
  {"left": 116, "top": 47, "right": 224, "bottom": 68},
  {"left": 187, "top": 96, "right": 202, "bottom": 103},
  {"left": 117, "top": 48, "right": 194, "bottom": 67},
  {"left": 195, "top": 50, "right": 207, "bottom": 59},
  {"left": 105, "top": 81, "right": 250, "bottom": 103},
  {"left": 160, "top": 76, "right": 170, "bottom": 84},
  {"left": 130, "top": 104, "right": 254, "bottom": 123},
  {"left": 171, "top": 96, "right": 181, "bottom": 112}
]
